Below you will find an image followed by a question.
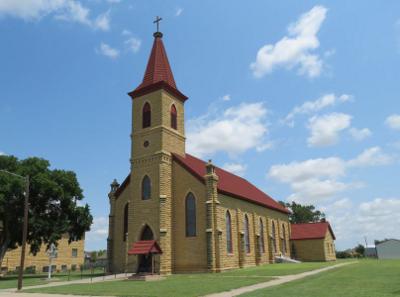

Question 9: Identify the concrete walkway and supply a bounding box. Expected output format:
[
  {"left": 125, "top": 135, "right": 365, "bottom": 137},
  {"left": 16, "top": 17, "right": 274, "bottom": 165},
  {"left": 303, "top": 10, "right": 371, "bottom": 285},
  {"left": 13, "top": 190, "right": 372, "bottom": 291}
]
[
  {"left": 0, "top": 273, "right": 127, "bottom": 295},
  {"left": 203, "top": 262, "right": 356, "bottom": 297}
]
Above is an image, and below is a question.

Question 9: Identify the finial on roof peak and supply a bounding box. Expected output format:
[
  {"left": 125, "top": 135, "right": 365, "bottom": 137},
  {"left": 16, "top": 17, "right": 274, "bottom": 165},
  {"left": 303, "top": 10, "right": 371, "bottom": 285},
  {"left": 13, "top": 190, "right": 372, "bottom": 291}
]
[{"left": 153, "top": 16, "right": 163, "bottom": 38}]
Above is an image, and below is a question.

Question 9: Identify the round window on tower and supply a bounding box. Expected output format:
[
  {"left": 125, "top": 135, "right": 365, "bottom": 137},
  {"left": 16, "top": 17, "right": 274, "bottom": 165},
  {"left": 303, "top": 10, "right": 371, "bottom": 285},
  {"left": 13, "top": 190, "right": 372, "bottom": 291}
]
[{"left": 143, "top": 140, "right": 150, "bottom": 148}]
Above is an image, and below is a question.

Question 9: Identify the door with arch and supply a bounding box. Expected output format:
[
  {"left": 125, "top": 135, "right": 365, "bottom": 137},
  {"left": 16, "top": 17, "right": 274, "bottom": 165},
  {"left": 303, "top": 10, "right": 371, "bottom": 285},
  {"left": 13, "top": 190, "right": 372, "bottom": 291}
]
[{"left": 137, "top": 225, "right": 154, "bottom": 273}]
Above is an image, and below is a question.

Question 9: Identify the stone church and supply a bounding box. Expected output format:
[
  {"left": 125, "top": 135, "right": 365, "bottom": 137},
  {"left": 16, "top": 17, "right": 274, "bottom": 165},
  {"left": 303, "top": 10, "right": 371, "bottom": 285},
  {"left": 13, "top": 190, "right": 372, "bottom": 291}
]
[{"left": 106, "top": 28, "right": 293, "bottom": 274}]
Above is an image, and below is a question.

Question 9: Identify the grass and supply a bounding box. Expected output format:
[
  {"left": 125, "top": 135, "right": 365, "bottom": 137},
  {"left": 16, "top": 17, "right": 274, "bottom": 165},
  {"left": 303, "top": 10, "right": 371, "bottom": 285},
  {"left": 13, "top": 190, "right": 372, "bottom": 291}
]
[
  {"left": 240, "top": 259, "right": 400, "bottom": 297},
  {"left": 24, "top": 261, "right": 336, "bottom": 297},
  {"left": 0, "top": 269, "right": 105, "bottom": 289},
  {"left": 221, "top": 260, "right": 339, "bottom": 277}
]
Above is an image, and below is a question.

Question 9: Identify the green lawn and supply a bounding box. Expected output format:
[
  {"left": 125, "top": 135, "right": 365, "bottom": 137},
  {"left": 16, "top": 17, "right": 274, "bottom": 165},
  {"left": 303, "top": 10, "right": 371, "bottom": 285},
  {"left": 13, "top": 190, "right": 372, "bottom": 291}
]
[
  {"left": 222, "top": 260, "right": 339, "bottom": 277},
  {"left": 240, "top": 259, "right": 400, "bottom": 297},
  {"left": 24, "top": 261, "right": 336, "bottom": 297},
  {"left": 0, "top": 269, "right": 105, "bottom": 289}
]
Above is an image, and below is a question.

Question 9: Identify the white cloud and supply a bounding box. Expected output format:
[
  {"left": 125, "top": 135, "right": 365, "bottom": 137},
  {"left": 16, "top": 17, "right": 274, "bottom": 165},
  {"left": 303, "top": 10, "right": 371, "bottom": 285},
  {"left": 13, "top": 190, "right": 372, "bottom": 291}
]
[
  {"left": 269, "top": 157, "right": 346, "bottom": 184},
  {"left": 221, "top": 94, "right": 231, "bottom": 101},
  {"left": 307, "top": 112, "right": 352, "bottom": 147},
  {"left": 324, "top": 197, "right": 400, "bottom": 249},
  {"left": 385, "top": 114, "right": 400, "bottom": 130},
  {"left": 0, "top": 151, "right": 6, "bottom": 156},
  {"left": 121, "top": 29, "right": 131, "bottom": 36},
  {"left": 349, "top": 127, "right": 372, "bottom": 141},
  {"left": 0, "top": 0, "right": 110, "bottom": 31},
  {"left": 97, "top": 42, "right": 119, "bottom": 59},
  {"left": 256, "top": 141, "right": 274, "bottom": 152},
  {"left": 347, "top": 146, "right": 393, "bottom": 167},
  {"left": 250, "top": 5, "right": 327, "bottom": 78},
  {"left": 85, "top": 216, "right": 108, "bottom": 249},
  {"left": 124, "top": 37, "right": 141, "bottom": 53},
  {"left": 222, "top": 163, "right": 247, "bottom": 177},
  {"left": 284, "top": 93, "right": 351, "bottom": 125},
  {"left": 93, "top": 10, "right": 110, "bottom": 31},
  {"left": 268, "top": 147, "right": 392, "bottom": 204},
  {"left": 175, "top": 7, "right": 183, "bottom": 17},
  {"left": 187, "top": 102, "right": 269, "bottom": 158}
]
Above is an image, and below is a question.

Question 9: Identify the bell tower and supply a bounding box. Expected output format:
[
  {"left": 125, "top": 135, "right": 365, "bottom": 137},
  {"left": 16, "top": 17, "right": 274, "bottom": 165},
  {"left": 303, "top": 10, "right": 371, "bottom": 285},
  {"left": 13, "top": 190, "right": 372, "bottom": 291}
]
[{"left": 126, "top": 23, "right": 187, "bottom": 274}]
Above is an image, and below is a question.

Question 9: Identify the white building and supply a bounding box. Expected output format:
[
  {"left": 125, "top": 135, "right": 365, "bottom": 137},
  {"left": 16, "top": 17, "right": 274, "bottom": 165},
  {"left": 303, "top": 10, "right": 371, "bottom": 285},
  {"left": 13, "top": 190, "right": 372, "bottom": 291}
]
[{"left": 376, "top": 239, "right": 400, "bottom": 259}]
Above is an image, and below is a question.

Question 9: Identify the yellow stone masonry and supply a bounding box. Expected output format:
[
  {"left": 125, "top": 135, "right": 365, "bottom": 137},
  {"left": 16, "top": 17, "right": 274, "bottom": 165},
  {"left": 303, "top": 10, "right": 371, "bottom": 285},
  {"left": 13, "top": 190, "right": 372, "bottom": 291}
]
[{"left": 1, "top": 236, "right": 84, "bottom": 273}]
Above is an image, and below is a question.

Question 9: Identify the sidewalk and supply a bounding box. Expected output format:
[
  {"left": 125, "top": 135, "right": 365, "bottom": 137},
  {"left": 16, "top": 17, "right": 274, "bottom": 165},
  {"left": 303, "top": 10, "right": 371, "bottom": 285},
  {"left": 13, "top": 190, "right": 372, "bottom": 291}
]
[
  {"left": 0, "top": 273, "right": 127, "bottom": 294},
  {"left": 203, "top": 262, "right": 356, "bottom": 297}
]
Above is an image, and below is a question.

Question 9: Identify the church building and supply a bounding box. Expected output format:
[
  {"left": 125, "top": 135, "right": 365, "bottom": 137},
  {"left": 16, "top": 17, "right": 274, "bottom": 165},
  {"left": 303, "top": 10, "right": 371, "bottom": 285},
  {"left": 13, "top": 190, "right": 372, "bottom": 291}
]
[{"left": 107, "top": 27, "right": 293, "bottom": 274}]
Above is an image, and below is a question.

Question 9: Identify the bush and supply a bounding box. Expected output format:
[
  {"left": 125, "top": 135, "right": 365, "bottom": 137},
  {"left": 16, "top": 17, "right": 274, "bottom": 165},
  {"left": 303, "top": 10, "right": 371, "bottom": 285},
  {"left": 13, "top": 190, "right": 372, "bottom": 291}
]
[{"left": 336, "top": 251, "right": 352, "bottom": 258}]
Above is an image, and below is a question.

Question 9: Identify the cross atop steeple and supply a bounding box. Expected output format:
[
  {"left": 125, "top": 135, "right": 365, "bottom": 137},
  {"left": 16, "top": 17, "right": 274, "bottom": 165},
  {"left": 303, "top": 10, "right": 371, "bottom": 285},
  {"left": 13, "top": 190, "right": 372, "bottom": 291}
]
[{"left": 153, "top": 16, "right": 162, "bottom": 37}]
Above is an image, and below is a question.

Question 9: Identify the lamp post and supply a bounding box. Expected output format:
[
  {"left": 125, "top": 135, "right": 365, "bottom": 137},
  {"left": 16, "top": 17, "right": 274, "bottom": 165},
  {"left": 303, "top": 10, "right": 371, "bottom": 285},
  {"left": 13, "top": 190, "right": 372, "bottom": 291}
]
[{"left": 0, "top": 170, "right": 29, "bottom": 290}]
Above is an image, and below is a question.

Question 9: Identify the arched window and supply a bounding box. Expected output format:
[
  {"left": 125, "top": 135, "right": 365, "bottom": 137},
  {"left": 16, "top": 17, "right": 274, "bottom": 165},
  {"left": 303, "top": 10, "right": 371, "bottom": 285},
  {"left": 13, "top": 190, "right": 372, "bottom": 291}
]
[
  {"left": 226, "top": 211, "right": 233, "bottom": 253},
  {"left": 185, "top": 193, "right": 196, "bottom": 237},
  {"left": 141, "top": 225, "right": 154, "bottom": 240},
  {"left": 141, "top": 175, "right": 151, "bottom": 200},
  {"left": 170, "top": 104, "right": 177, "bottom": 130},
  {"left": 244, "top": 215, "right": 250, "bottom": 253},
  {"left": 281, "top": 224, "right": 287, "bottom": 255},
  {"left": 259, "top": 218, "right": 265, "bottom": 253},
  {"left": 271, "top": 221, "right": 277, "bottom": 253},
  {"left": 123, "top": 203, "right": 129, "bottom": 241},
  {"left": 142, "top": 102, "right": 151, "bottom": 128}
]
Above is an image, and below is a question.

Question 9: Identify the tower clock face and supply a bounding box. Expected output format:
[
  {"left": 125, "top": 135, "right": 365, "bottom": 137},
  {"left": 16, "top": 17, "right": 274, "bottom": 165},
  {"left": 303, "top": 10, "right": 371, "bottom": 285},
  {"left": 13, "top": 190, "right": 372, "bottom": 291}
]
[{"left": 143, "top": 140, "right": 150, "bottom": 148}]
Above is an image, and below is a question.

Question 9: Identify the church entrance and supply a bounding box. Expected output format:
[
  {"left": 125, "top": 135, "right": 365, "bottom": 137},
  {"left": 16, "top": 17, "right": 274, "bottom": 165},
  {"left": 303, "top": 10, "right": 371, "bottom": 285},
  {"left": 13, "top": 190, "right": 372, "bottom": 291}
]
[{"left": 137, "top": 225, "right": 154, "bottom": 273}]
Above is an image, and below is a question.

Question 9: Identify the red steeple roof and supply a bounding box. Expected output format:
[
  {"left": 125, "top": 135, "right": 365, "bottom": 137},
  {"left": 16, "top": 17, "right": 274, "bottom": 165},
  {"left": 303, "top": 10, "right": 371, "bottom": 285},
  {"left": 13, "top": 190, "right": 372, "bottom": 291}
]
[{"left": 129, "top": 32, "right": 187, "bottom": 101}]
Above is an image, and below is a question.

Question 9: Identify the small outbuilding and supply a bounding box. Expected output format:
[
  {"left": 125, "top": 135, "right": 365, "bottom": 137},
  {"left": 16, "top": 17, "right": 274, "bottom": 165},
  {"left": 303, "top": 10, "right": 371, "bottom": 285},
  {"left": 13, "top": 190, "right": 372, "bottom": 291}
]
[
  {"left": 290, "top": 221, "right": 336, "bottom": 262},
  {"left": 376, "top": 239, "right": 400, "bottom": 259}
]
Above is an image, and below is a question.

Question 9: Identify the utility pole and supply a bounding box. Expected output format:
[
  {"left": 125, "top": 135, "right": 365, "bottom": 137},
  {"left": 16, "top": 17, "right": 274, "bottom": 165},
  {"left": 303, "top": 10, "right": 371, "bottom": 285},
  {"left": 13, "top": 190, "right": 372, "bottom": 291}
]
[
  {"left": 18, "top": 175, "right": 29, "bottom": 290},
  {"left": 0, "top": 170, "right": 29, "bottom": 291}
]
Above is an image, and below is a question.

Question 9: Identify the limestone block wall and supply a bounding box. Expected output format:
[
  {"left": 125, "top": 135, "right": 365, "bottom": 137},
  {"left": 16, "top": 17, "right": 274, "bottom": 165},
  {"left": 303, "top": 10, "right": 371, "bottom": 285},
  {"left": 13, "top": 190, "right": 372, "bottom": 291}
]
[
  {"left": 172, "top": 161, "right": 207, "bottom": 272},
  {"left": 112, "top": 181, "right": 132, "bottom": 273},
  {"left": 132, "top": 91, "right": 185, "bottom": 159},
  {"left": 217, "top": 194, "right": 290, "bottom": 271},
  {"left": 1, "top": 236, "right": 84, "bottom": 272},
  {"left": 323, "top": 231, "right": 336, "bottom": 261},
  {"left": 291, "top": 230, "right": 336, "bottom": 262}
]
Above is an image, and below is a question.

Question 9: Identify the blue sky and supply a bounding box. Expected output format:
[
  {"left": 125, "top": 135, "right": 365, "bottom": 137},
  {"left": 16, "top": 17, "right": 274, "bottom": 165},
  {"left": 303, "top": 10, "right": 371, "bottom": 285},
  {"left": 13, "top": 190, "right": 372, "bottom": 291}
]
[{"left": 1, "top": 0, "right": 400, "bottom": 251}]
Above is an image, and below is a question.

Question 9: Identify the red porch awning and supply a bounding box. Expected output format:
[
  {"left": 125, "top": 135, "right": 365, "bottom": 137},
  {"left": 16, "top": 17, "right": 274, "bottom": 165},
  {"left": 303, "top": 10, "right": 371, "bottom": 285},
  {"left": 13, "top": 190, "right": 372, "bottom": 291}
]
[{"left": 127, "top": 240, "right": 163, "bottom": 255}]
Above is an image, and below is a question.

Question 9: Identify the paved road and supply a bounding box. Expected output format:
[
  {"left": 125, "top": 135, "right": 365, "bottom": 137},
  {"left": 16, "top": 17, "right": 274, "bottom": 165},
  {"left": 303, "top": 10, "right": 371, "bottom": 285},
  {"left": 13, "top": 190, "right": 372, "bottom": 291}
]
[{"left": 203, "top": 262, "right": 357, "bottom": 297}]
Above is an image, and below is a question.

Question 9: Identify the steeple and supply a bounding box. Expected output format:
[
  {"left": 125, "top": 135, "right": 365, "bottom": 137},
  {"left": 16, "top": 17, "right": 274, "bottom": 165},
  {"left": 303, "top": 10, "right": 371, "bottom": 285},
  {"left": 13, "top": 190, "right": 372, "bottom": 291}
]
[{"left": 129, "top": 28, "right": 187, "bottom": 101}]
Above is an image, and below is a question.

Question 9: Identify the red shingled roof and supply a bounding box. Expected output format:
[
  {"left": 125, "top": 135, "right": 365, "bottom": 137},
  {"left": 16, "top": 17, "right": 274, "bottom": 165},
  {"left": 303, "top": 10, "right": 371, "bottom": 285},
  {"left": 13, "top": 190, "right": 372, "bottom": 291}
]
[
  {"left": 173, "top": 153, "right": 289, "bottom": 214},
  {"left": 291, "top": 222, "right": 336, "bottom": 240},
  {"left": 127, "top": 240, "right": 162, "bottom": 255},
  {"left": 129, "top": 33, "right": 187, "bottom": 101}
]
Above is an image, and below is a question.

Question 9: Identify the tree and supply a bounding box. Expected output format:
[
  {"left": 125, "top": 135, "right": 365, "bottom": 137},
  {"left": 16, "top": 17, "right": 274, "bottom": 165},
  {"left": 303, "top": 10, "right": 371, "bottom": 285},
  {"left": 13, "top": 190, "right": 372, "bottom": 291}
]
[
  {"left": 279, "top": 201, "right": 325, "bottom": 224},
  {"left": 355, "top": 244, "right": 365, "bottom": 257},
  {"left": 0, "top": 155, "right": 93, "bottom": 266}
]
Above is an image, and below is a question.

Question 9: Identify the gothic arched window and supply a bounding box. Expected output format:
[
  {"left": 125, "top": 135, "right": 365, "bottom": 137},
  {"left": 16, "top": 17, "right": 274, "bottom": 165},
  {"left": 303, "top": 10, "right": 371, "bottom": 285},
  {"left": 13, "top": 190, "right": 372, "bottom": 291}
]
[
  {"left": 226, "top": 211, "right": 233, "bottom": 253},
  {"left": 271, "top": 221, "right": 277, "bottom": 253},
  {"left": 185, "top": 193, "right": 196, "bottom": 237},
  {"left": 281, "top": 224, "right": 287, "bottom": 255},
  {"left": 170, "top": 104, "right": 177, "bottom": 130},
  {"left": 141, "top": 175, "right": 151, "bottom": 200},
  {"left": 244, "top": 215, "right": 250, "bottom": 253},
  {"left": 142, "top": 102, "right": 151, "bottom": 128},
  {"left": 259, "top": 218, "right": 265, "bottom": 253},
  {"left": 123, "top": 203, "right": 129, "bottom": 241}
]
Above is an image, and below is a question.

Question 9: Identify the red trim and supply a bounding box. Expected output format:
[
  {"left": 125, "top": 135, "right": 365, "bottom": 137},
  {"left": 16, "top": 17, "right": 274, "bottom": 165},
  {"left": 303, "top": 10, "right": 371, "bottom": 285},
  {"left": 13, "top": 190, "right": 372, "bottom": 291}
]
[
  {"left": 290, "top": 222, "right": 336, "bottom": 240},
  {"left": 127, "top": 240, "right": 163, "bottom": 255},
  {"left": 129, "top": 81, "right": 188, "bottom": 102}
]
